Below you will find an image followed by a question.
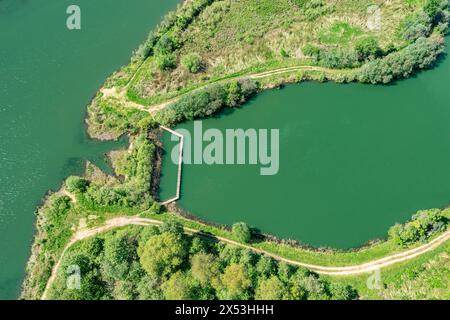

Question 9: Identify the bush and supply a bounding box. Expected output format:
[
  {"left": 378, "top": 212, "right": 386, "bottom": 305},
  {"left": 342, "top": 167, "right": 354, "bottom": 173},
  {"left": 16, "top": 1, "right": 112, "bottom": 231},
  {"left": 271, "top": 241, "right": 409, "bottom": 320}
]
[
  {"left": 302, "top": 44, "right": 320, "bottom": 59},
  {"left": 355, "top": 37, "right": 382, "bottom": 61},
  {"left": 65, "top": 176, "right": 89, "bottom": 193},
  {"left": 181, "top": 53, "right": 202, "bottom": 73},
  {"left": 155, "top": 79, "right": 259, "bottom": 125},
  {"left": 154, "top": 34, "right": 179, "bottom": 55},
  {"left": 358, "top": 36, "right": 444, "bottom": 84},
  {"left": 424, "top": 0, "right": 448, "bottom": 21},
  {"left": 400, "top": 12, "right": 432, "bottom": 42},
  {"left": 318, "top": 47, "right": 359, "bottom": 69},
  {"left": 155, "top": 53, "right": 176, "bottom": 71},
  {"left": 388, "top": 209, "right": 448, "bottom": 246},
  {"left": 232, "top": 222, "right": 252, "bottom": 243},
  {"left": 80, "top": 134, "right": 155, "bottom": 210}
]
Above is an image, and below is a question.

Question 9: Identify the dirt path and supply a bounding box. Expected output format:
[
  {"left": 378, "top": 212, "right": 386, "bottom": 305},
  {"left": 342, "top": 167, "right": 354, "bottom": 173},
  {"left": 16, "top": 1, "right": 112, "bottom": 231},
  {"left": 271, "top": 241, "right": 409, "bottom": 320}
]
[
  {"left": 42, "top": 215, "right": 450, "bottom": 299},
  {"left": 100, "top": 65, "right": 336, "bottom": 116}
]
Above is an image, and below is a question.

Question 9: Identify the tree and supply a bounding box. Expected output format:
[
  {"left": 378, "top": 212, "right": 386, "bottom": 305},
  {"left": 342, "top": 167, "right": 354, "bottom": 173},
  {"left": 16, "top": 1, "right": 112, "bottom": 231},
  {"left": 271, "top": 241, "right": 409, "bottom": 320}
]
[
  {"left": 191, "top": 253, "right": 220, "bottom": 285},
  {"left": 154, "top": 34, "right": 178, "bottom": 55},
  {"left": 136, "top": 275, "right": 163, "bottom": 300},
  {"left": 52, "top": 252, "right": 108, "bottom": 300},
  {"left": 328, "top": 283, "right": 358, "bottom": 300},
  {"left": 138, "top": 232, "right": 187, "bottom": 279},
  {"left": 161, "top": 271, "right": 196, "bottom": 299},
  {"left": 181, "top": 53, "right": 202, "bottom": 73},
  {"left": 160, "top": 220, "right": 184, "bottom": 236},
  {"left": 298, "top": 275, "right": 328, "bottom": 300},
  {"left": 255, "top": 276, "right": 287, "bottom": 300},
  {"left": 388, "top": 209, "right": 448, "bottom": 246},
  {"left": 232, "top": 222, "right": 252, "bottom": 243},
  {"left": 65, "top": 176, "right": 88, "bottom": 193},
  {"left": 289, "top": 268, "right": 313, "bottom": 300},
  {"left": 358, "top": 36, "right": 444, "bottom": 84},
  {"left": 101, "top": 232, "right": 138, "bottom": 281},
  {"left": 113, "top": 281, "right": 135, "bottom": 300},
  {"left": 256, "top": 256, "right": 277, "bottom": 278},
  {"left": 277, "top": 262, "right": 294, "bottom": 283},
  {"left": 220, "top": 264, "right": 251, "bottom": 298}
]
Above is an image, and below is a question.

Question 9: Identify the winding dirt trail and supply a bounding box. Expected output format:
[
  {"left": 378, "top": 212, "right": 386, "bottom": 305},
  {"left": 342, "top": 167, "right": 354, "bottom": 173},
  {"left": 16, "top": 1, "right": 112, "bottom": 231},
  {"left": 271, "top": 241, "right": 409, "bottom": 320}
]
[
  {"left": 42, "top": 215, "right": 450, "bottom": 299},
  {"left": 100, "top": 65, "right": 337, "bottom": 116}
]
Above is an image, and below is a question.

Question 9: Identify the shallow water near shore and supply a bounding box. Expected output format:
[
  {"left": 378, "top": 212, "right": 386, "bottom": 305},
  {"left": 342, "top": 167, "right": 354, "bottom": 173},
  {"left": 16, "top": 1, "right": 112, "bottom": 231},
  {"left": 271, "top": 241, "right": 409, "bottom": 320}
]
[
  {"left": 0, "top": 0, "right": 178, "bottom": 299},
  {"left": 160, "top": 39, "right": 450, "bottom": 249}
]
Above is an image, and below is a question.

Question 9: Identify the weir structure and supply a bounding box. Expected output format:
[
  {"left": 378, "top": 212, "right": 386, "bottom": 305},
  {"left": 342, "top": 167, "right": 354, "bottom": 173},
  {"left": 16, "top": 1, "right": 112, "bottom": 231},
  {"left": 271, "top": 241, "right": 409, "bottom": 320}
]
[{"left": 160, "top": 126, "right": 184, "bottom": 205}]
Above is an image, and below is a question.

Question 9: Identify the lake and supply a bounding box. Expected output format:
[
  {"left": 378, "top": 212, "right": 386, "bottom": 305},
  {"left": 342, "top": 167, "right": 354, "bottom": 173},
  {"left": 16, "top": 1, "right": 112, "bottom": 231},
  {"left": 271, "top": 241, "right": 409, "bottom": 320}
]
[
  {"left": 160, "top": 43, "right": 450, "bottom": 249},
  {"left": 0, "top": 0, "right": 178, "bottom": 299}
]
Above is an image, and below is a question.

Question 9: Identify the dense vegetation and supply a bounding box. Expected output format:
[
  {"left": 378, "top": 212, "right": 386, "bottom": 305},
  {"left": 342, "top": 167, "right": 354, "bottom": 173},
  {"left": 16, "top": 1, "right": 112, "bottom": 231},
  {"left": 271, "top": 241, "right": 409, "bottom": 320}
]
[
  {"left": 21, "top": 134, "right": 158, "bottom": 299},
  {"left": 125, "top": 0, "right": 448, "bottom": 103},
  {"left": 325, "top": 240, "right": 450, "bottom": 300},
  {"left": 358, "top": 0, "right": 449, "bottom": 83},
  {"left": 74, "top": 134, "right": 156, "bottom": 211},
  {"left": 388, "top": 208, "right": 448, "bottom": 247},
  {"left": 85, "top": 0, "right": 449, "bottom": 141},
  {"left": 47, "top": 221, "right": 357, "bottom": 300},
  {"left": 154, "top": 79, "right": 258, "bottom": 125}
]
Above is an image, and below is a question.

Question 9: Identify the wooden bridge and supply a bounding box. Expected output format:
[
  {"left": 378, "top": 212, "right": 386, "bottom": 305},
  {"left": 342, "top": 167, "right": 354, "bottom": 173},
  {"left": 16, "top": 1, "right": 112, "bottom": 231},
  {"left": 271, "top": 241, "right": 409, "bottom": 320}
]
[{"left": 160, "top": 126, "right": 184, "bottom": 205}]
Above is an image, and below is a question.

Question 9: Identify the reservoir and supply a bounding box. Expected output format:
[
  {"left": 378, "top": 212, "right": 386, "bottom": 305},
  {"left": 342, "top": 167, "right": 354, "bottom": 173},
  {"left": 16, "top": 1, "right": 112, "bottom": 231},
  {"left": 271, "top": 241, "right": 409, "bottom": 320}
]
[
  {"left": 0, "top": 0, "right": 178, "bottom": 299},
  {"left": 160, "top": 43, "right": 450, "bottom": 249}
]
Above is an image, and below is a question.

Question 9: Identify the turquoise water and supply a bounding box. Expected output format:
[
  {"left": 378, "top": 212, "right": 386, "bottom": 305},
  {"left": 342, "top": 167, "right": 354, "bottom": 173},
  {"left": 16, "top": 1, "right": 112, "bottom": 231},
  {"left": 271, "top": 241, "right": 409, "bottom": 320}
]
[
  {"left": 0, "top": 0, "right": 178, "bottom": 299},
  {"left": 161, "top": 42, "right": 450, "bottom": 249}
]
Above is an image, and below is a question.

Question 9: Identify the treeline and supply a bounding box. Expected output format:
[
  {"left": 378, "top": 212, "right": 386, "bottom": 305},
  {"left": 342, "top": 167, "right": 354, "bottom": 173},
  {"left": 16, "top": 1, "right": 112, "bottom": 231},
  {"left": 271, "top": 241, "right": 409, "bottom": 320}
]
[
  {"left": 300, "top": 0, "right": 448, "bottom": 77},
  {"left": 47, "top": 221, "right": 358, "bottom": 300},
  {"left": 357, "top": 0, "right": 448, "bottom": 84},
  {"left": 155, "top": 79, "right": 259, "bottom": 126},
  {"left": 388, "top": 208, "right": 449, "bottom": 247},
  {"left": 66, "top": 134, "right": 156, "bottom": 211},
  {"left": 357, "top": 36, "right": 444, "bottom": 84},
  {"left": 134, "top": 0, "right": 214, "bottom": 61}
]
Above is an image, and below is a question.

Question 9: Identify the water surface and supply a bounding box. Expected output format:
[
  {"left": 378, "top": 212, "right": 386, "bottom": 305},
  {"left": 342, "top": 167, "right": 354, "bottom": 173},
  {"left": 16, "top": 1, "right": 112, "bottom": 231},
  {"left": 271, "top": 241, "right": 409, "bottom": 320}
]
[
  {"left": 0, "top": 0, "right": 178, "bottom": 299},
  {"left": 161, "top": 45, "right": 450, "bottom": 249}
]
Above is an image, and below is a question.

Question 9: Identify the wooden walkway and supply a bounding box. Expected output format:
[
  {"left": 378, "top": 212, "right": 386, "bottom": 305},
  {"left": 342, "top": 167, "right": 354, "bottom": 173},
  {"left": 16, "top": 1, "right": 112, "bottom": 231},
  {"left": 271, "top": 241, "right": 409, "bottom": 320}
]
[{"left": 160, "top": 126, "right": 184, "bottom": 205}]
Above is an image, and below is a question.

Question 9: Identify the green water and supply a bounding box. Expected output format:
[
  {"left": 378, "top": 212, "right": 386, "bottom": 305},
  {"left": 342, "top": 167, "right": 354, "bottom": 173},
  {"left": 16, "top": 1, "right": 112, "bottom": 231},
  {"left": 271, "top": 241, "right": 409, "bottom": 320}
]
[
  {"left": 0, "top": 0, "right": 177, "bottom": 299},
  {"left": 161, "top": 47, "right": 450, "bottom": 250}
]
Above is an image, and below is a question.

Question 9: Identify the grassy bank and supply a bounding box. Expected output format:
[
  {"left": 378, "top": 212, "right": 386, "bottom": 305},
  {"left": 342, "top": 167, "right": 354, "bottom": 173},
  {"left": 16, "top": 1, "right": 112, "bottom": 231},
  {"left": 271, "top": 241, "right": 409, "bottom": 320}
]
[
  {"left": 323, "top": 240, "right": 450, "bottom": 299},
  {"left": 86, "top": 0, "right": 449, "bottom": 140}
]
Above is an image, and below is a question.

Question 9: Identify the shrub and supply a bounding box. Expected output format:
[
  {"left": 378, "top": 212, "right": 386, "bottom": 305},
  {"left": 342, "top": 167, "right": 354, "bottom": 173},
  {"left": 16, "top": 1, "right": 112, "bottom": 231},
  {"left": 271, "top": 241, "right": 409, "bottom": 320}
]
[
  {"left": 181, "top": 53, "right": 202, "bottom": 73},
  {"left": 358, "top": 36, "right": 444, "bottom": 84},
  {"left": 355, "top": 37, "right": 382, "bottom": 61},
  {"left": 65, "top": 176, "right": 89, "bottom": 193},
  {"left": 388, "top": 209, "right": 448, "bottom": 246},
  {"left": 424, "top": 0, "right": 448, "bottom": 21},
  {"left": 155, "top": 79, "right": 259, "bottom": 125},
  {"left": 154, "top": 34, "right": 179, "bottom": 55},
  {"left": 232, "top": 222, "right": 252, "bottom": 243},
  {"left": 155, "top": 53, "right": 176, "bottom": 71},
  {"left": 302, "top": 43, "right": 320, "bottom": 59},
  {"left": 318, "top": 47, "right": 359, "bottom": 69},
  {"left": 400, "top": 12, "right": 432, "bottom": 42}
]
